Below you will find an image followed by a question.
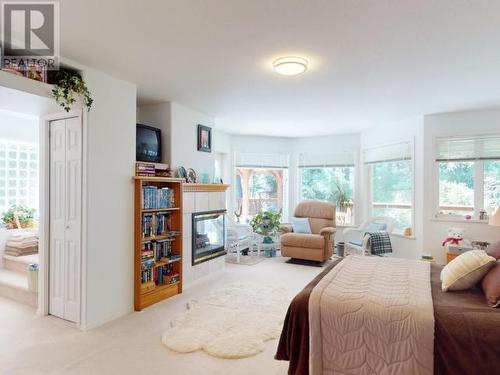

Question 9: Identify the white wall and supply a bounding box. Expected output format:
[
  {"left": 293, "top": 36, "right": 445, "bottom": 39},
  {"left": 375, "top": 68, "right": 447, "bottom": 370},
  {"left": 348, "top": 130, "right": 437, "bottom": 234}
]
[
  {"left": 170, "top": 102, "right": 215, "bottom": 181},
  {"left": 136, "top": 103, "right": 172, "bottom": 164},
  {"left": 137, "top": 102, "right": 216, "bottom": 182},
  {"left": 0, "top": 110, "right": 39, "bottom": 143},
  {"left": 360, "top": 116, "right": 424, "bottom": 260},
  {"left": 423, "top": 109, "right": 500, "bottom": 264},
  {"left": 213, "top": 130, "right": 232, "bottom": 208},
  {"left": 213, "top": 129, "right": 231, "bottom": 154},
  {"left": 82, "top": 68, "right": 137, "bottom": 329}
]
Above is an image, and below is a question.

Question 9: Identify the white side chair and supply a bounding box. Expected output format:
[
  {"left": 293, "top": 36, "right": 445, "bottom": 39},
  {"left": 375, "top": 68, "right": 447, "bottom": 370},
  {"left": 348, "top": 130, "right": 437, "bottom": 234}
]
[
  {"left": 343, "top": 217, "right": 394, "bottom": 256},
  {"left": 226, "top": 222, "right": 253, "bottom": 263}
]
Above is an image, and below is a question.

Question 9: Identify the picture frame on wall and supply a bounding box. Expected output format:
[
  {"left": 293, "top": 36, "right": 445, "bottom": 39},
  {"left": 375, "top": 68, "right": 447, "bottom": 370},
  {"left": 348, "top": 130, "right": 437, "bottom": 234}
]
[{"left": 197, "top": 124, "right": 212, "bottom": 152}]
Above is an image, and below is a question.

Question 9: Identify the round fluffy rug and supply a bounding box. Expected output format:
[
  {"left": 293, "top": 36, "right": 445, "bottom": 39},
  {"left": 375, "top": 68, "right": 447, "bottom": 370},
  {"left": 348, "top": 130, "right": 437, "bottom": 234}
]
[{"left": 161, "top": 282, "right": 291, "bottom": 359}]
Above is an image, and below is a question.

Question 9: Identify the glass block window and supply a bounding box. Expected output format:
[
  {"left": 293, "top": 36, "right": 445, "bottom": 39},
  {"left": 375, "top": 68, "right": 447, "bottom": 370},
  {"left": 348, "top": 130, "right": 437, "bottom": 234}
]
[{"left": 0, "top": 140, "right": 38, "bottom": 215}]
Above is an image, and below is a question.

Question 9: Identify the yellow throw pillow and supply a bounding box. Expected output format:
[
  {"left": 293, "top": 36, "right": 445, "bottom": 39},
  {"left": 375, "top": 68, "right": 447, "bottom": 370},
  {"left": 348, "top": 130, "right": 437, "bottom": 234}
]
[{"left": 441, "top": 250, "right": 496, "bottom": 292}]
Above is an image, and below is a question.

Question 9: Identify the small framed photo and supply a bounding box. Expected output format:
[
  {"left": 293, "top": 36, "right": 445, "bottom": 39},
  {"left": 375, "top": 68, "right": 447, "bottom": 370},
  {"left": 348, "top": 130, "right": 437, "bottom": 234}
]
[{"left": 197, "top": 124, "right": 212, "bottom": 152}]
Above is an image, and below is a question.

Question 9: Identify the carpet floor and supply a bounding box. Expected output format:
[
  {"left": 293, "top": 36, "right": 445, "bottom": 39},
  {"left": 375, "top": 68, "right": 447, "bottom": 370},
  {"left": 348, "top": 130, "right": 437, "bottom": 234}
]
[{"left": 0, "top": 256, "right": 330, "bottom": 375}]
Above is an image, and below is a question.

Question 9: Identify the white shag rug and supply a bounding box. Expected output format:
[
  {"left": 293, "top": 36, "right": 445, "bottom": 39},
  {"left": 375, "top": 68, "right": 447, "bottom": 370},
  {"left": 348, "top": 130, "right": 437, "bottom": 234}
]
[{"left": 162, "top": 282, "right": 291, "bottom": 359}]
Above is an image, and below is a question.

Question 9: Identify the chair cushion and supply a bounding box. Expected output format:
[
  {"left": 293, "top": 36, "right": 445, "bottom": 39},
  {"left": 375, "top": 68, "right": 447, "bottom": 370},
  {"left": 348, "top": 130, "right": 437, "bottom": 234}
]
[
  {"left": 291, "top": 217, "right": 312, "bottom": 234},
  {"left": 309, "top": 218, "right": 334, "bottom": 234},
  {"left": 281, "top": 233, "right": 325, "bottom": 249},
  {"left": 294, "top": 200, "right": 335, "bottom": 220},
  {"left": 365, "top": 222, "right": 387, "bottom": 232}
]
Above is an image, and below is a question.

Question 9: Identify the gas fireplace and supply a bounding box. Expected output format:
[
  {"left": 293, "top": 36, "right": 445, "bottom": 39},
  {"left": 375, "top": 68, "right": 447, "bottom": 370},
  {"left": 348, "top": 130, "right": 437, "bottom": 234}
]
[{"left": 192, "top": 210, "right": 226, "bottom": 265}]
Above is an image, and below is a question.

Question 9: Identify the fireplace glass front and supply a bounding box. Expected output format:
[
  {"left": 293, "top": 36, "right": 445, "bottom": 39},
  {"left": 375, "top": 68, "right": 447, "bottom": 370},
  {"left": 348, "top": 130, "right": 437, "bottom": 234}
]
[{"left": 192, "top": 210, "right": 226, "bottom": 265}]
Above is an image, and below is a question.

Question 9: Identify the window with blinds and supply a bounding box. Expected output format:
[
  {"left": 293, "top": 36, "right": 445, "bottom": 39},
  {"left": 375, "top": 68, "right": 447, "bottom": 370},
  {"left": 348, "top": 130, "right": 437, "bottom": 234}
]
[
  {"left": 298, "top": 151, "right": 355, "bottom": 225},
  {"left": 363, "top": 142, "right": 413, "bottom": 233},
  {"left": 436, "top": 135, "right": 500, "bottom": 218}
]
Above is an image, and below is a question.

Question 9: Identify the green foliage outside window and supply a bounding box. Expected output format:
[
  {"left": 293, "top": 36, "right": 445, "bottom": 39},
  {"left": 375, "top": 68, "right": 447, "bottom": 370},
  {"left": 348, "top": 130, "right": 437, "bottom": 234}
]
[
  {"left": 300, "top": 167, "right": 354, "bottom": 211},
  {"left": 484, "top": 160, "right": 500, "bottom": 210},
  {"left": 371, "top": 160, "right": 412, "bottom": 231},
  {"left": 372, "top": 161, "right": 412, "bottom": 204}
]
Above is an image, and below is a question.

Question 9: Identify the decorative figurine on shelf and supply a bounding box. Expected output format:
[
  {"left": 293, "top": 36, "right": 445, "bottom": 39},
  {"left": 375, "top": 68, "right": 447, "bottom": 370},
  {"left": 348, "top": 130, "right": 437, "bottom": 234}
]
[
  {"left": 479, "top": 209, "right": 489, "bottom": 221},
  {"left": 442, "top": 227, "right": 465, "bottom": 247},
  {"left": 234, "top": 204, "right": 242, "bottom": 223}
]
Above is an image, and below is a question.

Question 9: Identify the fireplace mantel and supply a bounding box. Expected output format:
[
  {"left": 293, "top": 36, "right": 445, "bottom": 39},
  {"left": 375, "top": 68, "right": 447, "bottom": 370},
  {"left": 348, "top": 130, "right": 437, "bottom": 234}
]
[{"left": 182, "top": 183, "right": 230, "bottom": 192}]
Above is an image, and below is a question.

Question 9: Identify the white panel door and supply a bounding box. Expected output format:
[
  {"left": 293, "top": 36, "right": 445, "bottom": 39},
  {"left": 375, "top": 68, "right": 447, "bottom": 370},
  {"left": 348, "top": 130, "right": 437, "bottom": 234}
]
[
  {"left": 49, "top": 120, "right": 66, "bottom": 319},
  {"left": 49, "top": 117, "right": 82, "bottom": 323}
]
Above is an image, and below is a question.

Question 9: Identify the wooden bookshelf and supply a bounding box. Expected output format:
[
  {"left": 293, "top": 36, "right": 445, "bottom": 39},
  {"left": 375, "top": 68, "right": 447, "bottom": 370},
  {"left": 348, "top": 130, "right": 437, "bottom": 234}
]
[{"left": 134, "top": 176, "right": 183, "bottom": 310}]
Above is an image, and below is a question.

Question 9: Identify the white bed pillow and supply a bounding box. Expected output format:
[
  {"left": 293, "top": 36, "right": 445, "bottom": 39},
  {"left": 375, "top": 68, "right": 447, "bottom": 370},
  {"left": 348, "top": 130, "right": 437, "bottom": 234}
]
[{"left": 441, "top": 250, "right": 496, "bottom": 292}]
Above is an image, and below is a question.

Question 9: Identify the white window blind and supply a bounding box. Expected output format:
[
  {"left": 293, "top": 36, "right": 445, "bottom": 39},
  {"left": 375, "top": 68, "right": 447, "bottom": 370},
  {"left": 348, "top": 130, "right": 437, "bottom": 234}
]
[
  {"left": 363, "top": 142, "right": 412, "bottom": 164},
  {"left": 235, "top": 152, "right": 289, "bottom": 168},
  {"left": 436, "top": 135, "right": 500, "bottom": 161},
  {"left": 298, "top": 151, "right": 355, "bottom": 167}
]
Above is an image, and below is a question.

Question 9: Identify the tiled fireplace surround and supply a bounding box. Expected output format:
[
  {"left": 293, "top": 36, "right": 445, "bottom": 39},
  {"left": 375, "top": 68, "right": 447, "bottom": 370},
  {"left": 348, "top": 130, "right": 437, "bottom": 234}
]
[{"left": 182, "top": 189, "right": 227, "bottom": 286}]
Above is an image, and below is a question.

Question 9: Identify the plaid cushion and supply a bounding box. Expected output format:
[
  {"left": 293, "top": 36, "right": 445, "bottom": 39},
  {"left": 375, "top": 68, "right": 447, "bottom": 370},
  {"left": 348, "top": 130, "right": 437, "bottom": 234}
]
[{"left": 365, "top": 231, "right": 392, "bottom": 256}]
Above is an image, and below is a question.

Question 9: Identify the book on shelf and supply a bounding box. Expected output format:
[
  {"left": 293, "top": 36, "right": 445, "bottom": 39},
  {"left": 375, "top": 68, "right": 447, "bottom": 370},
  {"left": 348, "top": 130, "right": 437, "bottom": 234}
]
[
  {"left": 141, "top": 260, "right": 179, "bottom": 287},
  {"left": 136, "top": 162, "right": 156, "bottom": 177},
  {"left": 142, "top": 185, "right": 175, "bottom": 209},
  {"left": 141, "top": 212, "right": 173, "bottom": 238},
  {"left": 142, "top": 239, "right": 173, "bottom": 261},
  {"left": 135, "top": 162, "right": 171, "bottom": 177}
]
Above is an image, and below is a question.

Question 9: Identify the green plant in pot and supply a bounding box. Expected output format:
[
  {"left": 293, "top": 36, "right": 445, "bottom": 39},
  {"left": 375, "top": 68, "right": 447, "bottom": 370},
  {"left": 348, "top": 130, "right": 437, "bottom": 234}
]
[
  {"left": 52, "top": 70, "right": 93, "bottom": 112},
  {"left": 1, "top": 205, "right": 36, "bottom": 229},
  {"left": 250, "top": 210, "right": 282, "bottom": 243}
]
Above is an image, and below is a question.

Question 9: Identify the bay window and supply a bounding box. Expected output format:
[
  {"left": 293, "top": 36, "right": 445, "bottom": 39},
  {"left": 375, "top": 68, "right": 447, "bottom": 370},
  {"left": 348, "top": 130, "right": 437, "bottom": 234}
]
[
  {"left": 364, "top": 142, "right": 413, "bottom": 234},
  {"left": 298, "top": 152, "right": 355, "bottom": 225},
  {"left": 235, "top": 153, "right": 289, "bottom": 223},
  {"left": 436, "top": 136, "right": 500, "bottom": 219}
]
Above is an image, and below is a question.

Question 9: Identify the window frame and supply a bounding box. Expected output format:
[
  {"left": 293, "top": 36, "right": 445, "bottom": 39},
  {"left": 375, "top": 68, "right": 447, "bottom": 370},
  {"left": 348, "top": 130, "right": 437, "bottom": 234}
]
[
  {"left": 365, "top": 140, "right": 415, "bottom": 235},
  {"left": 433, "top": 135, "right": 500, "bottom": 220},
  {"left": 297, "top": 164, "right": 356, "bottom": 226},
  {"left": 434, "top": 158, "right": 498, "bottom": 220},
  {"left": 234, "top": 166, "right": 289, "bottom": 222}
]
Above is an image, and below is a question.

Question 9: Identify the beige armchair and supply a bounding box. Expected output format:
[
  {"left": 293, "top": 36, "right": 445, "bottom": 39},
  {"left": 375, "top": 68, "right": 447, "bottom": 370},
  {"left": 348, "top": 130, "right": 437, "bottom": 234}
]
[{"left": 280, "top": 201, "right": 336, "bottom": 262}]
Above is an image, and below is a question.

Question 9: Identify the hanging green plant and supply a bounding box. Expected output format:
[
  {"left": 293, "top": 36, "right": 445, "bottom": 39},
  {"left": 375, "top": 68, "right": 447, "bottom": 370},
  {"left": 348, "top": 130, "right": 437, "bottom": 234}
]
[{"left": 52, "top": 70, "right": 93, "bottom": 112}]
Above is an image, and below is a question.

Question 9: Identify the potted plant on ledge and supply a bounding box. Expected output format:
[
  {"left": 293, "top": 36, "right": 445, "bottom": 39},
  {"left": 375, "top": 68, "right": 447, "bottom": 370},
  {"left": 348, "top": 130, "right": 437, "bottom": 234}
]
[{"left": 1, "top": 205, "right": 36, "bottom": 229}]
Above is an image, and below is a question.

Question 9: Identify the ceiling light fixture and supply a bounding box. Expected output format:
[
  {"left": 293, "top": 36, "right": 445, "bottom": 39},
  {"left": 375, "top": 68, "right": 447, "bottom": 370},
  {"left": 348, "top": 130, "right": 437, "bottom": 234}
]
[{"left": 273, "top": 56, "right": 308, "bottom": 76}]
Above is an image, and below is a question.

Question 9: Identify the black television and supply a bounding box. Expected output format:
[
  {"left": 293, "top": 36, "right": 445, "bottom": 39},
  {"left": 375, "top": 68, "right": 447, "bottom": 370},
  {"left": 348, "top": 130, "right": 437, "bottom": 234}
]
[{"left": 136, "top": 124, "right": 162, "bottom": 163}]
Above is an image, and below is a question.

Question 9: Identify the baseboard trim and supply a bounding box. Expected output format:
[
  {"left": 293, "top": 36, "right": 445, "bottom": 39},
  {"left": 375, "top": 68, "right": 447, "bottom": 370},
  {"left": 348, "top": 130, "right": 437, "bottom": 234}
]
[{"left": 78, "top": 309, "right": 133, "bottom": 331}]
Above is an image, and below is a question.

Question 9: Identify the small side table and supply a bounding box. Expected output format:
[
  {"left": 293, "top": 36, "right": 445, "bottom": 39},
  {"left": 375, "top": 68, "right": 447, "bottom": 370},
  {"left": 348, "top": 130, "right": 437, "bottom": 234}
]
[
  {"left": 445, "top": 244, "right": 474, "bottom": 264},
  {"left": 446, "top": 252, "right": 459, "bottom": 264}
]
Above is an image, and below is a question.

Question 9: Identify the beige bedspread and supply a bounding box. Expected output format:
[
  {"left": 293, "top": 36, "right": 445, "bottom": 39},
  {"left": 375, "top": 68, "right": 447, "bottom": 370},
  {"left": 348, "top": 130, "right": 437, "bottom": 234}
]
[{"left": 309, "top": 255, "right": 434, "bottom": 375}]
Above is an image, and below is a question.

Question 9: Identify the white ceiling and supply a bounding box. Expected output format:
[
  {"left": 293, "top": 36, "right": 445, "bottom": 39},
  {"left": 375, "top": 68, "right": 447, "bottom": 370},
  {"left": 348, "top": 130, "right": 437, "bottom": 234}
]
[{"left": 60, "top": 0, "right": 500, "bottom": 136}]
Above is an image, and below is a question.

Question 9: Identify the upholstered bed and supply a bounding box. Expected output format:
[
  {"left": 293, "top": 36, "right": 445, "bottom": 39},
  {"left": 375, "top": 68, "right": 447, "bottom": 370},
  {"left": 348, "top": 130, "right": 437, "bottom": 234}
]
[{"left": 275, "top": 256, "right": 500, "bottom": 375}]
